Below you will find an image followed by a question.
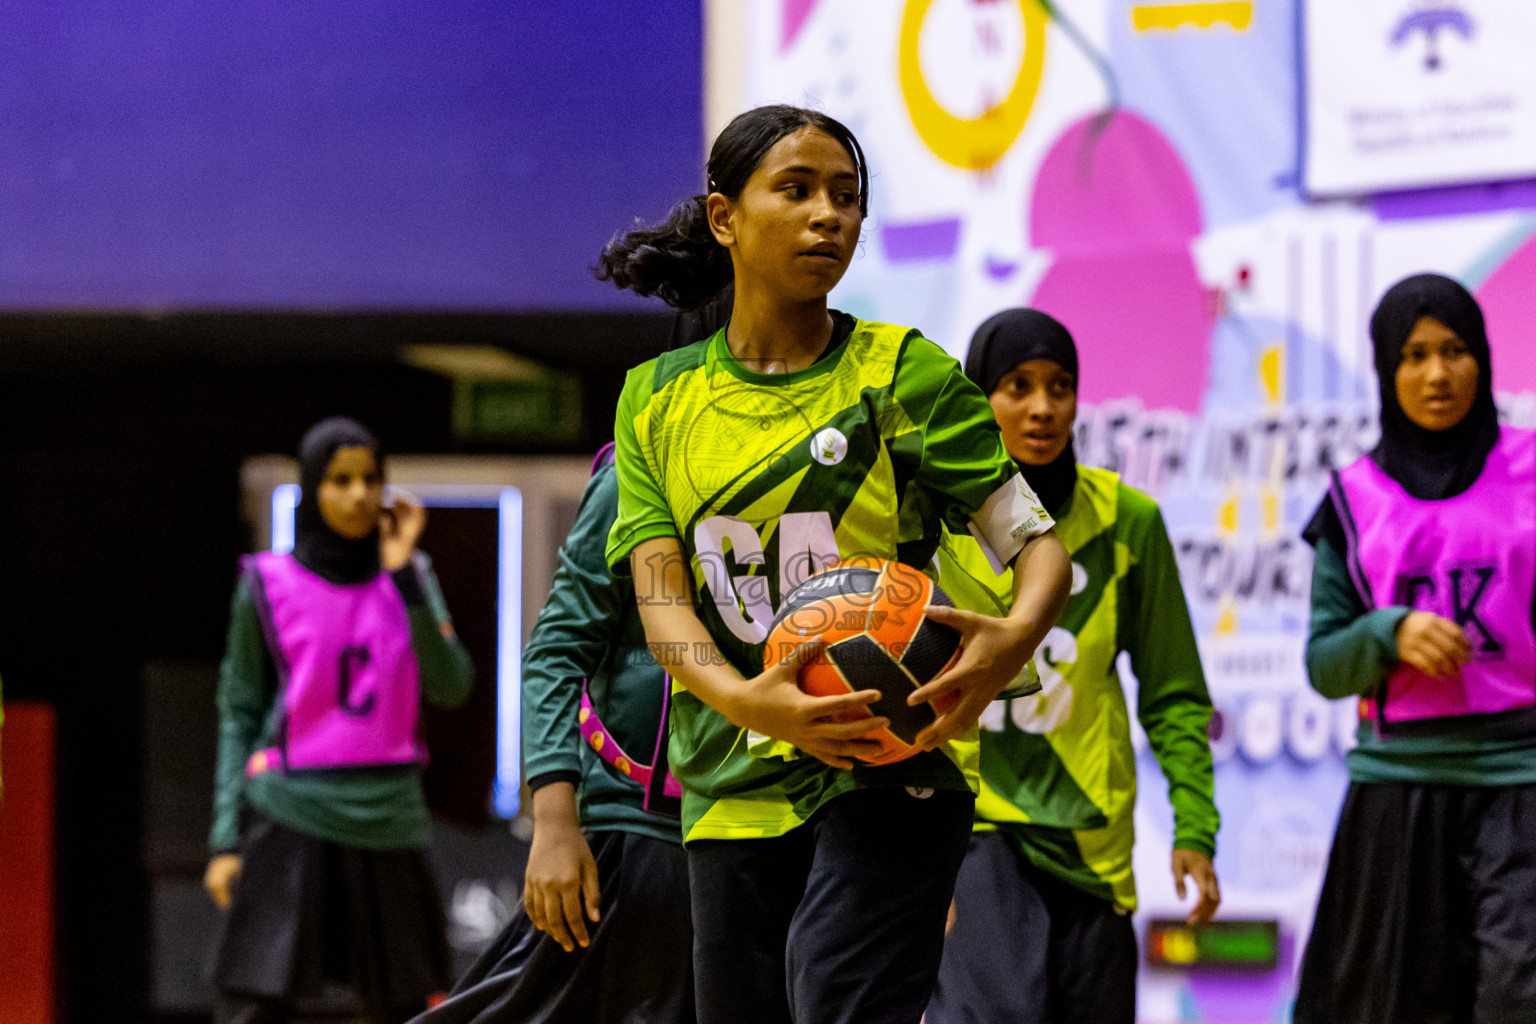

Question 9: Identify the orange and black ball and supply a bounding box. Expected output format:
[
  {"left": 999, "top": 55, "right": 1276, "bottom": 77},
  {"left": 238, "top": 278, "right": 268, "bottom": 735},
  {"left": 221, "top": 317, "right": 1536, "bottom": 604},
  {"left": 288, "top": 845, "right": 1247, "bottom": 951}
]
[{"left": 764, "top": 560, "right": 961, "bottom": 765}]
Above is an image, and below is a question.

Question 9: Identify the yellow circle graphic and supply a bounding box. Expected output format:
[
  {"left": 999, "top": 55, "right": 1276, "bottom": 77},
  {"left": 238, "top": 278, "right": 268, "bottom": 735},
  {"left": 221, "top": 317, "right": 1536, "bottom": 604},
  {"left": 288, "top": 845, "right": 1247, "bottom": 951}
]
[{"left": 898, "top": 0, "right": 1047, "bottom": 170}]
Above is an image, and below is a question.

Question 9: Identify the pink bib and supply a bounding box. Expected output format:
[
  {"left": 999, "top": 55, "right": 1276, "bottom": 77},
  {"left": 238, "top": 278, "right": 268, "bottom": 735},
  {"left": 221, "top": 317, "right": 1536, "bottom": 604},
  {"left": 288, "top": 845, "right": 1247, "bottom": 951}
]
[
  {"left": 1333, "top": 426, "right": 1536, "bottom": 729},
  {"left": 244, "top": 552, "right": 424, "bottom": 773}
]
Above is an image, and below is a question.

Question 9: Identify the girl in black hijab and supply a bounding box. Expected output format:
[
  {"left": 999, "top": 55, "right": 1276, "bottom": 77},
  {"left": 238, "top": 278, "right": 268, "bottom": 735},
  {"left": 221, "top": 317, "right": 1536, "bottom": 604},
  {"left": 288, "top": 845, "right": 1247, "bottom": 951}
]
[
  {"left": 930, "top": 309, "right": 1219, "bottom": 1024},
  {"left": 1295, "top": 274, "right": 1536, "bottom": 1024},
  {"left": 206, "top": 417, "right": 475, "bottom": 1024},
  {"left": 964, "top": 308, "right": 1082, "bottom": 515}
]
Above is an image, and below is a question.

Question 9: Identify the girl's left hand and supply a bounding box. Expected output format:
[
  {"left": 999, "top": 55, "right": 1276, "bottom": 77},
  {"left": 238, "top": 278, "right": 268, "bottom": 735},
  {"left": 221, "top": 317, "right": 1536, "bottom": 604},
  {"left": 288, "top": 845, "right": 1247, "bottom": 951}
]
[
  {"left": 1172, "top": 848, "right": 1221, "bottom": 925},
  {"left": 907, "top": 604, "right": 1033, "bottom": 750},
  {"left": 380, "top": 490, "right": 427, "bottom": 570}
]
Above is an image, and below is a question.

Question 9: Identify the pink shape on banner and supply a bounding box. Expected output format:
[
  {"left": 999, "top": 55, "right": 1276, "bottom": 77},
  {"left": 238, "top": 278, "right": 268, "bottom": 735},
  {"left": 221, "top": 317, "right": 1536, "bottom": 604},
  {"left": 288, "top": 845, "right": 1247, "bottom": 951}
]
[
  {"left": 1475, "top": 232, "right": 1536, "bottom": 395},
  {"left": 1026, "top": 111, "right": 1211, "bottom": 414},
  {"left": 1031, "top": 111, "right": 1201, "bottom": 251},
  {"left": 782, "top": 0, "right": 818, "bottom": 50}
]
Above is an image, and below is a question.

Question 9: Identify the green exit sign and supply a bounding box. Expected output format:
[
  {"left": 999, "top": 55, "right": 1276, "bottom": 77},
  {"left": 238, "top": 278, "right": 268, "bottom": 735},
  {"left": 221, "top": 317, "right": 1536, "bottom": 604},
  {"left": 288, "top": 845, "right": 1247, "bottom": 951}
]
[{"left": 454, "top": 376, "right": 581, "bottom": 442}]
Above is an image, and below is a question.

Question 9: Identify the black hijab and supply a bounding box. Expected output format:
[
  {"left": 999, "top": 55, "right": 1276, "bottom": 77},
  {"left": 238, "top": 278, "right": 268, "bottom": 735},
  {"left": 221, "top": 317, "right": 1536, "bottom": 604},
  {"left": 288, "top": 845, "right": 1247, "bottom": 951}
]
[
  {"left": 964, "top": 308, "right": 1080, "bottom": 516},
  {"left": 1367, "top": 273, "right": 1499, "bottom": 498},
  {"left": 1304, "top": 273, "right": 1500, "bottom": 547},
  {"left": 294, "top": 417, "right": 383, "bottom": 584}
]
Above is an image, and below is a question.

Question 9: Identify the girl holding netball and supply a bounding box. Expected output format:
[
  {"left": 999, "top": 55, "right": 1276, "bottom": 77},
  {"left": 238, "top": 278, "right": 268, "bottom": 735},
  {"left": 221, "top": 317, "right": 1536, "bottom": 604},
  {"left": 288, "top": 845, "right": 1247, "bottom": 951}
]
[
  {"left": 1293, "top": 274, "right": 1536, "bottom": 1023},
  {"left": 598, "top": 105, "right": 1072, "bottom": 1024}
]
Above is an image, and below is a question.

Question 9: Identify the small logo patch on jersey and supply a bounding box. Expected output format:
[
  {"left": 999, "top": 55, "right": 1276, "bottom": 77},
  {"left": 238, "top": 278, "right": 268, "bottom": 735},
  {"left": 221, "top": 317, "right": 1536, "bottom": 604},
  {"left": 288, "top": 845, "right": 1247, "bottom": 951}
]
[
  {"left": 810, "top": 427, "right": 848, "bottom": 466},
  {"left": 905, "top": 786, "right": 935, "bottom": 800}
]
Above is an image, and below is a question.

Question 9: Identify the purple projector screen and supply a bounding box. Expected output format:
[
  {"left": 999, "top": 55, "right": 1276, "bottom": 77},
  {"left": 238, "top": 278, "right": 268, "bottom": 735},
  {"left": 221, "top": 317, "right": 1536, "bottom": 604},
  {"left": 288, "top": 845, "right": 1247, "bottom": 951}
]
[{"left": 0, "top": 1, "right": 701, "bottom": 312}]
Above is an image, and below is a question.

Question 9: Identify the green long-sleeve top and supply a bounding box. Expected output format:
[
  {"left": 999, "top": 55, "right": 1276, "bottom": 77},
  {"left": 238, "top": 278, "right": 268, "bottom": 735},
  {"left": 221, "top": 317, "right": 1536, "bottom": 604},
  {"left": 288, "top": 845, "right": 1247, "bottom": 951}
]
[
  {"left": 1306, "top": 536, "right": 1536, "bottom": 785},
  {"left": 972, "top": 467, "right": 1217, "bottom": 911},
  {"left": 209, "top": 553, "right": 473, "bottom": 853},
  {"left": 521, "top": 459, "right": 679, "bottom": 845}
]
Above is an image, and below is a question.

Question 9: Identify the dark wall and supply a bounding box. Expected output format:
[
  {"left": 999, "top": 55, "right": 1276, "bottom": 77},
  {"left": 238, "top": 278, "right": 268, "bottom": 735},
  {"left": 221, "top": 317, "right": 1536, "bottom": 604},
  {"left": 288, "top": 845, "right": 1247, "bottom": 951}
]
[{"left": 0, "top": 311, "right": 670, "bottom": 1023}]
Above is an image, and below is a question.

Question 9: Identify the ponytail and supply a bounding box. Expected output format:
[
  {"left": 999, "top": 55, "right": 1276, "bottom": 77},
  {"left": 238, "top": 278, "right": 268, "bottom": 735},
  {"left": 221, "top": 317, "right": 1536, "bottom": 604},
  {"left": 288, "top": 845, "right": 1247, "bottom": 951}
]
[
  {"left": 595, "top": 104, "right": 870, "bottom": 311},
  {"left": 595, "top": 196, "right": 734, "bottom": 310}
]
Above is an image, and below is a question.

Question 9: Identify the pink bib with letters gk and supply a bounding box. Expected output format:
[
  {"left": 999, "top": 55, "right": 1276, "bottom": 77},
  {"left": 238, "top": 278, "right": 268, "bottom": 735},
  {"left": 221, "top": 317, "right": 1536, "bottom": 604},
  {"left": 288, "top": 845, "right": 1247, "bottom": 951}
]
[
  {"left": 1332, "top": 426, "right": 1536, "bottom": 730},
  {"left": 244, "top": 552, "right": 424, "bottom": 773}
]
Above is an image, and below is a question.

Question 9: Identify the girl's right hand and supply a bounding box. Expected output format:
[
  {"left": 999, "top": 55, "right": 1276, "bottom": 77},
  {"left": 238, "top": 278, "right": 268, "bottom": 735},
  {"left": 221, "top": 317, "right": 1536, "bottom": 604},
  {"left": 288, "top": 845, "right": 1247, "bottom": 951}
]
[
  {"left": 730, "top": 639, "right": 888, "bottom": 770},
  {"left": 524, "top": 820, "right": 601, "bottom": 953},
  {"left": 204, "top": 854, "right": 242, "bottom": 909},
  {"left": 1397, "top": 611, "right": 1473, "bottom": 678}
]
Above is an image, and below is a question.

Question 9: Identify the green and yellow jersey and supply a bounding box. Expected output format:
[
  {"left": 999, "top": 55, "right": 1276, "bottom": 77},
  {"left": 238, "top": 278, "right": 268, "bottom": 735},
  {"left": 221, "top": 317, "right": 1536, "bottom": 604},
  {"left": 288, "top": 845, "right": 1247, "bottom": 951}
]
[
  {"left": 606, "top": 313, "right": 1053, "bottom": 842},
  {"left": 960, "top": 466, "right": 1217, "bottom": 911}
]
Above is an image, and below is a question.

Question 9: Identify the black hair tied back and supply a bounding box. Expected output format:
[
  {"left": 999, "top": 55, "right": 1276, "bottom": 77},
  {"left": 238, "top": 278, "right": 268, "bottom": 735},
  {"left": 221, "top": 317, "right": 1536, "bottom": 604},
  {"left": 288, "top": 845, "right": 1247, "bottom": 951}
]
[
  {"left": 595, "top": 104, "right": 869, "bottom": 310},
  {"left": 594, "top": 194, "right": 733, "bottom": 310}
]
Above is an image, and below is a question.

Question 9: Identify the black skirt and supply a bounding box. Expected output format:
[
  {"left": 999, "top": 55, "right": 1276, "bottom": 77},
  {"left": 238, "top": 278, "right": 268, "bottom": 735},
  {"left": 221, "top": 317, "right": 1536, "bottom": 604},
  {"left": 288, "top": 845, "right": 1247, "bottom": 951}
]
[
  {"left": 1294, "top": 781, "right": 1536, "bottom": 1024},
  {"left": 215, "top": 810, "right": 450, "bottom": 1009},
  {"left": 927, "top": 832, "right": 1136, "bottom": 1024},
  {"left": 412, "top": 829, "right": 694, "bottom": 1024}
]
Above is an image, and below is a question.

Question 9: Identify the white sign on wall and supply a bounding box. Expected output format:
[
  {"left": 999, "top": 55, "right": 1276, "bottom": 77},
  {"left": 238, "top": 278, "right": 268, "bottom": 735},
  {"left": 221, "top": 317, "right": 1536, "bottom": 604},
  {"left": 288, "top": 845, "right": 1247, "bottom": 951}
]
[{"left": 1303, "top": 0, "right": 1536, "bottom": 196}]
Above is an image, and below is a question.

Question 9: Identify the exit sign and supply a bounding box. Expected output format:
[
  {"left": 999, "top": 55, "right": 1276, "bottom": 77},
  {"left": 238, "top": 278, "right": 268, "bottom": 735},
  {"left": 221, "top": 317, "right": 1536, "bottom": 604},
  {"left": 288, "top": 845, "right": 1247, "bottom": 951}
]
[
  {"left": 403, "top": 344, "right": 583, "bottom": 444},
  {"left": 453, "top": 376, "right": 581, "bottom": 443}
]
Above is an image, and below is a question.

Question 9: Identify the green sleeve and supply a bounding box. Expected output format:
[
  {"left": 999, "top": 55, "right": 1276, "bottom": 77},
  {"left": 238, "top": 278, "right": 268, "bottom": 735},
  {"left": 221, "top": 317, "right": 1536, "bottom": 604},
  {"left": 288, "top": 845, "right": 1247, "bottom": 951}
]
[
  {"left": 396, "top": 554, "right": 474, "bottom": 710},
  {"left": 607, "top": 363, "right": 678, "bottom": 577},
  {"left": 1119, "top": 488, "right": 1219, "bottom": 859},
  {"left": 891, "top": 335, "right": 1021, "bottom": 523},
  {"left": 210, "top": 574, "right": 277, "bottom": 854},
  {"left": 890, "top": 334, "right": 1051, "bottom": 561},
  {"left": 1305, "top": 537, "right": 1408, "bottom": 700},
  {"left": 523, "top": 462, "right": 626, "bottom": 782}
]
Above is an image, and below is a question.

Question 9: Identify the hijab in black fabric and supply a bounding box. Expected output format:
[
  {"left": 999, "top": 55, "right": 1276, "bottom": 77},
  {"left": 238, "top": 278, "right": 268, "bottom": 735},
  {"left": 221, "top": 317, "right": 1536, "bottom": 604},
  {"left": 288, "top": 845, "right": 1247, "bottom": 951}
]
[
  {"left": 1367, "top": 272, "right": 1499, "bottom": 498},
  {"left": 964, "top": 308, "right": 1080, "bottom": 516},
  {"left": 1303, "top": 272, "right": 1500, "bottom": 547},
  {"left": 294, "top": 417, "right": 383, "bottom": 584}
]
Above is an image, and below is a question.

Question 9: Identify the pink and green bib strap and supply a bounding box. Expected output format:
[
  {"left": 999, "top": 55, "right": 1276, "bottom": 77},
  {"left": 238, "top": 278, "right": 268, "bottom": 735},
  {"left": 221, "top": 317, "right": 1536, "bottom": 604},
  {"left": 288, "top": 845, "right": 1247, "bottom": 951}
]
[{"left": 579, "top": 682, "right": 682, "bottom": 812}]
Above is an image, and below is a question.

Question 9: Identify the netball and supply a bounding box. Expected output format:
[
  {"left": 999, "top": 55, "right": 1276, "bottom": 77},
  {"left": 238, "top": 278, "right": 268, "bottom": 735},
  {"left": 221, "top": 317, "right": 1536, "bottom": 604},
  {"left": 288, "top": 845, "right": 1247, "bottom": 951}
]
[{"left": 765, "top": 560, "right": 963, "bottom": 765}]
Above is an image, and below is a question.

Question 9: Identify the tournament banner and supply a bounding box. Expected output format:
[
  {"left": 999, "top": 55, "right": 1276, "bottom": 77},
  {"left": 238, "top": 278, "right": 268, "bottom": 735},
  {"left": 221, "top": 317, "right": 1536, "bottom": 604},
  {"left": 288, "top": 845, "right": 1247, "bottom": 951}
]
[
  {"left": 711, "top": 1, "right": 1536, "bottom": 1019},
  {"left": 1303, "top": 0, "right": 1536, "bottom": 196}
]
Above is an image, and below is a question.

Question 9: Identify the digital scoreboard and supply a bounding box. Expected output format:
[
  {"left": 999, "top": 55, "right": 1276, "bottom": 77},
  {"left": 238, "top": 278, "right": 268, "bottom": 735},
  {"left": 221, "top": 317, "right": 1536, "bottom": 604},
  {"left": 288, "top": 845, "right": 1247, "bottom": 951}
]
[{"left": 1144, "top": 919, "right": 1281, "bottom": 973}]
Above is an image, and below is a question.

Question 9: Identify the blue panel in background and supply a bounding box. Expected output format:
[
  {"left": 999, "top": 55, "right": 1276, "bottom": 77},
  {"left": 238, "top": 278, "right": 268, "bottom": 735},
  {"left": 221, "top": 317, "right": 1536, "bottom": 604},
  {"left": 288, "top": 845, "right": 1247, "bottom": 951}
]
[{"left": 0, "top": 1, "right": 701, "bottom": 311}]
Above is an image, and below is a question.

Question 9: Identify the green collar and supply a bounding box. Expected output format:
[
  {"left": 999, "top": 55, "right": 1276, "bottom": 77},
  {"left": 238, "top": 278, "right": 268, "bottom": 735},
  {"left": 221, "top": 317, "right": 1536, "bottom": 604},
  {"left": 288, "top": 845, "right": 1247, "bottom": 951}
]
[{"left": 709, "top": 311, "right": 856, "bottom": 386}]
